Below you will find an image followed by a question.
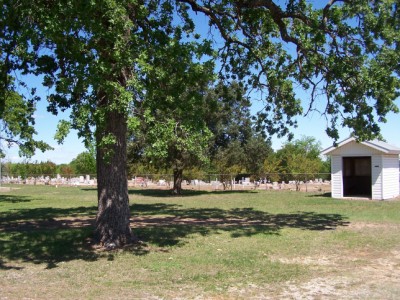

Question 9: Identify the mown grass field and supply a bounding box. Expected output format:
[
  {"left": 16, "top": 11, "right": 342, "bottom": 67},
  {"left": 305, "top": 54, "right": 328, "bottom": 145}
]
[{"left": 1, "top": 185, "right": 400, "bottom": 299}]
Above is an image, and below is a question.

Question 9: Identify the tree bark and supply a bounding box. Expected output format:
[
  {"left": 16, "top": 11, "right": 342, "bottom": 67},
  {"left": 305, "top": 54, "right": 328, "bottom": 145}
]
[
  {"left": 94, "top": 110, "right": 134, "bottom": 248},
  {"left": 172, "top": 167, "right": 183, "bottom": 195}
]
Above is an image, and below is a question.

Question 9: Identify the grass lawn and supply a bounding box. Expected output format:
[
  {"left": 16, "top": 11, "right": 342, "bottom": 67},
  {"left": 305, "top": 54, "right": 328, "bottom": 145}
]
[{"left": 1, "top": 185, "right": 400, "bottom": 299}]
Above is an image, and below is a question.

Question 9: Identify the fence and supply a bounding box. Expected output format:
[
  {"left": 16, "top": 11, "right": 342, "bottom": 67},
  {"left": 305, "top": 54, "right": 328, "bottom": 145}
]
[{"left": 0, "top": 172, "right": 332, "bottom": 193}]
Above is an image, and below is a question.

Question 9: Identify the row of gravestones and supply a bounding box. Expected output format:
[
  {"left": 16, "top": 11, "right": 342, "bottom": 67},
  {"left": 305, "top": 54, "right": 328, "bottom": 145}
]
[{"left": 0, "top": 175, "right": 96, "bottom": 185}]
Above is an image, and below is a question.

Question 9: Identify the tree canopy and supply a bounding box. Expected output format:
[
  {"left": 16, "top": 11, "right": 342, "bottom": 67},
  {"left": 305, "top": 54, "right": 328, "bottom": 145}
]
[
  {"left": 127, "top": 36, "right": 215, "bottom": 194},
  {"left": 205, "top": 81, "right": 254, "bottom": 156},
  {"left": 2, "top": 1, "right": 399, "bottom": 146},
  {"left": 1, "top": 0, "right": 399, "bottom": 247},
  {"left": 275, "top": 136, "right": 324, "bottom": 189},
  {"left": 128, "top": 80, "right": 271, "bottom": 192}
]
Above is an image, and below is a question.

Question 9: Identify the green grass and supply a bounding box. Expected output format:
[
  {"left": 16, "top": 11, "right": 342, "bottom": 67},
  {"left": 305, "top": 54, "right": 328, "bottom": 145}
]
[{"left": 1, "top": 185, "right": 400, "bottom": 299}]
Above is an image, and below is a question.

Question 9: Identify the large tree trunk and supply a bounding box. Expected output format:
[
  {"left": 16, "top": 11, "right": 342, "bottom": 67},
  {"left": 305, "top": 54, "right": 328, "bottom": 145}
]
[
  {"left": 94, "top": 110, "right": 134, "bottom": 248},
  {"left": 172, "top": 167, "right": 183, "bottom": 195}
]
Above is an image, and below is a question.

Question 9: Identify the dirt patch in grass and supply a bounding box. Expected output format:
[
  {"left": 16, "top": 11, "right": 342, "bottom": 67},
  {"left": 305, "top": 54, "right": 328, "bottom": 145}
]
[
  {"left": 223, "top": 247, "right": 400, "bottom": 300},
  {"left": 235, "top": 222, "right": 400, "bottom": 299},
  {"left": 275, "top": 247, "right": 400, "bottom": 299},
  {"left": 347, "top": 221, "right": 400, "bottom": 230}
]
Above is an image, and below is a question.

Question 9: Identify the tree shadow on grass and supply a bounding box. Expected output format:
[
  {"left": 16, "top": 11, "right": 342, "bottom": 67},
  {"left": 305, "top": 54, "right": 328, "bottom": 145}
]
[
  {"left": 308, "top": 192, "right": 332, "bottom": 198},
  {"left": 131, "top": 203, "right": 349, "bottom": 248},
  {"left": 81, "top": 188, "right": 256, "bottom": 197},
  {"left": 0, "top": 226, "right": 96, "bottom": 269},
  {"left": 0, "top": 194, "right": 32, "bottom": 203},
  {"left": 128, "top": 188, "right": 257, "bottom": 197},
  {"left": 0, "top": 200, "right": 100, "bottom": 269},
  {"left": 0, "top": 194, "right": 349, "bottom": 268}
]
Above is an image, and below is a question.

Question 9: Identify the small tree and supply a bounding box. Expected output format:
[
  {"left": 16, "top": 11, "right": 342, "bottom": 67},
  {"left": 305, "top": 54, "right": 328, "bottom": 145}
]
[
  {"left": 276, "top": 136, "right": 323, "bottom": 190},
  {"left": 243, "top": 134, "right": 273, "bottom": 177},
  {"left": 143, "top": 119, "right": 212, "bottom": 195},
  {"left": 58, "top": 164, "right": 75, "bottom": 177},
  {"left": 40, "top": 161, "right": 57, "bottom": 177},
  {"left": 263, "top": 154, "right": 282, "bottom": 183},
  {"left": 212, "top": 140, "right": 246, "bottom": 189},
  {"left": 286, "top": 154, "right": 321, "bottom": 191},
  {"left": 70, "top": 152, "right": 96, "bottom": 175}
]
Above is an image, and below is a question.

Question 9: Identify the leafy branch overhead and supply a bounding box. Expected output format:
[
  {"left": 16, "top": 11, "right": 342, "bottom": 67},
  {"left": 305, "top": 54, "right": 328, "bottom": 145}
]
[
  {"left": 178, "top": 0, "right": 400, "bottom": 141},
  {"left": 0, "top": 89, "right": 52, "bottom": 157}
]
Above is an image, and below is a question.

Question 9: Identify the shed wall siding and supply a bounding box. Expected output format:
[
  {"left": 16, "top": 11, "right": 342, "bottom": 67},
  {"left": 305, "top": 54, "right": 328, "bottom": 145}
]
[
  {"left": 328, "top": 141, "right": 382, "bottom": 156},
  {"left": 331, "top": 156, "right": 342, "bottom": 198},
  {"left": 371, "top": 155, "right": 382, "bottom": 200},
  {"left": 382, "top": 155, "right": 400, "bottom": 199}
]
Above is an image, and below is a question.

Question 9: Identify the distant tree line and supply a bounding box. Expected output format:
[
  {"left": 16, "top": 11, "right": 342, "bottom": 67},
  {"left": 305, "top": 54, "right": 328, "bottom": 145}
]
[
  {"left": 2, "top": 152, "right": 96, "bottom": 178},
  {"left": 2, "top": 134, "right": 329, "bottom": 185},
  {"left": 2, "top": 160, "right": 57, "bottom": 178}
]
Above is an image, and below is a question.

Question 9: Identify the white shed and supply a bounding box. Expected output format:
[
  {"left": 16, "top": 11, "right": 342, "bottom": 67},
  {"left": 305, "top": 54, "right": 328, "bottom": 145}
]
[{"left": 321, "top": 137, "right": 400, "bottom": 200}]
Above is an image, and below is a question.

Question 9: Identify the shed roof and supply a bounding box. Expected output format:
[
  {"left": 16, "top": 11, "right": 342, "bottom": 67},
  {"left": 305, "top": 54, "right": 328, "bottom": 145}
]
[{"left": 321, "top": 137, "right": 400, "bottom": 155}]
